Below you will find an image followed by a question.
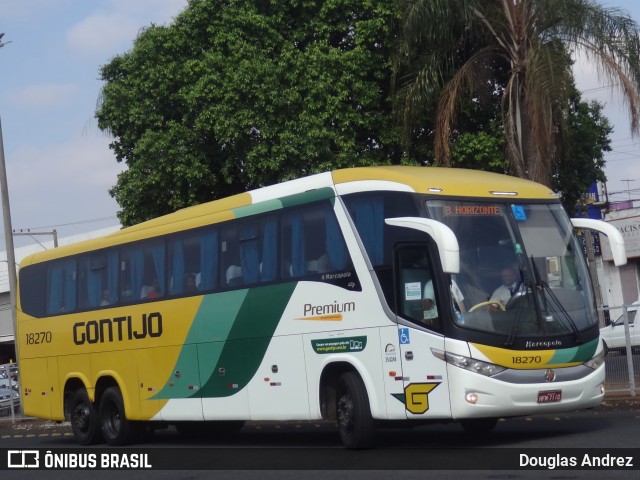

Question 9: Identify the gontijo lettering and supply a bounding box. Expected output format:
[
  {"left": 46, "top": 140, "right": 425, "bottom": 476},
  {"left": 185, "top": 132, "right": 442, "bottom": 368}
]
[{"left": 73, "top": 312, "right": 162, "bottom": 345}]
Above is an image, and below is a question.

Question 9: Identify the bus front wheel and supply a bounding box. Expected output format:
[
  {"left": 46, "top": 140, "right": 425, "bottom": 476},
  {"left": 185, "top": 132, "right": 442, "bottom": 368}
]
[
  {"left": 99, "top": 386, "right": 141, "bottom": 446},
  {"left": 69, "top": 389, "right": 103, "bottom": 445},
  {"left": 336, "top": 372, "right": 376, "bottom": 449}
]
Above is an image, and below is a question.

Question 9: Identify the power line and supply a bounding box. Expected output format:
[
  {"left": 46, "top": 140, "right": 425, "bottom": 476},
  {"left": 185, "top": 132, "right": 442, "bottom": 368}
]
[{"left": 14, "top": 215, "right": 118, "bottom": 232}]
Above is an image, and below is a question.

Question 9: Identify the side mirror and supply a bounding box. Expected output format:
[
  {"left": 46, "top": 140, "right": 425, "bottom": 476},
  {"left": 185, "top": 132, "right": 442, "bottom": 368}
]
[
  {"left": 571, "top": 218, "right": 626, "bottom": 266},
  {"left": 385, "top": 217, "right": 460, "bottom": 273}
]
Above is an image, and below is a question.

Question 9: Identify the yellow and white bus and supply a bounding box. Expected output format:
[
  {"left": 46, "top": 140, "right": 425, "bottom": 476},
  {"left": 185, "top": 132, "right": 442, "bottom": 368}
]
[{"left": 17, "top": 167, "right": 626, "bottom": 448}]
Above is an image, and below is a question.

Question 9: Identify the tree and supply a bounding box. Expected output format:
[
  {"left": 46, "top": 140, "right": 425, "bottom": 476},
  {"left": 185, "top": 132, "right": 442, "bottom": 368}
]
[
  {"left": 447, "top": 83, "right": 612, "bottom": 214},
  {"left": 395, "top": 0, "right": 640, "bottom": 187},
  {"left": 96, "top": 0, "right": 402, "bottom": 226},
  {"left": 553, "top": 89, "right": 611, "bottom": 215}
]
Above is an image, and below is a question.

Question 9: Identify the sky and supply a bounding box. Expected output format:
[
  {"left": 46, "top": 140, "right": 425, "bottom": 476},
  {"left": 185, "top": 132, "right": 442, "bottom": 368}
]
[{"left": 0, "top": 0, "right": 639, "bottom": 252}]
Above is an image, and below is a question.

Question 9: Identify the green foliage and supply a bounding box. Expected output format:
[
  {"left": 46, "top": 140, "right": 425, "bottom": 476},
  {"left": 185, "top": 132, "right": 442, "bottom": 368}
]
[
  {"left": 394, "top": 0, "right": 640, "bottom": 187},
  {"left": 97, "top": 0, "right": 402, "bottom": 225},
  {"left": 553, "top": 92, "right": 612, "bottom": 215},
  {"left": 97, "top": 0, "right": 616, "bottom": 224}
]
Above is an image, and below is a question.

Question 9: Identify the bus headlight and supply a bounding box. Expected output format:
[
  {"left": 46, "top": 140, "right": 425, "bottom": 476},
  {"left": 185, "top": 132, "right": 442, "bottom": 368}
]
[
  {"left": 432, "top": 349, "right": 505, "bottom": 377},
  {"left": 584, "top": 350, "right": 605, "bottom": 370}
]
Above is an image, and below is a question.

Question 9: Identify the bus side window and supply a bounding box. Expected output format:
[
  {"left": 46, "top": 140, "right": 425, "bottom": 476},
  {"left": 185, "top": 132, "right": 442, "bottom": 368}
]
[
  {"left": 168, "top": 229, "right": 218, "bottom": 296},
  {"left": 221, "top": 225, "right": 242, "bottom": 287},
  {"left": 79, "top": 251, "right": 118, "bottom": 308},
  {"left": 283, "top": 202, "right": 351, "bottom": 279},
  {"left": 46, "top": 258, "right": 77, "bottom": 314},
  {"left": 396, "top": 246, "right": 440, "bottom": 330}
]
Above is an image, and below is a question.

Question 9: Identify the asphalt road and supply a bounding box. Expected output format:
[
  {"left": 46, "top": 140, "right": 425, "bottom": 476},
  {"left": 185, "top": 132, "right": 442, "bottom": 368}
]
[{"left": 0, "top": 397, "right": 638, "bottom": 479}]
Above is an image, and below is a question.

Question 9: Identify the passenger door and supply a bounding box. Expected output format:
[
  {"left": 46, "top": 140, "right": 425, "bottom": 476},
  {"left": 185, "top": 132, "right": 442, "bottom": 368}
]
[{"left": 394, "top": 244, "right": 451, "bottom": 419}]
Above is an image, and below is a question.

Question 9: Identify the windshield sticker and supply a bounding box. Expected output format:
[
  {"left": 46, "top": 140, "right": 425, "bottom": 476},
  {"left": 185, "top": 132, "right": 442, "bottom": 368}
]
[
  {"left": 405, "top": 282, "right": 422, "bottom": 301},
  {"left": 311, "top": 336, "right": 367, "bottom": 354},
  {"left": 512, "top": 205, "right": 527, "bottom": 221}
]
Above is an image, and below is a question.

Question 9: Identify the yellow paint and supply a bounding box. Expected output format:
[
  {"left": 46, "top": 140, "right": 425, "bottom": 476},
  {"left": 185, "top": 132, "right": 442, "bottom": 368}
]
[
  {"left": 405, "top": 382, "right": 439, "bottom": 414},
  {"left": 19, "top": 296, "right": 203, "bottom": 420},
  {"left": 472, "top": 343, "right": 581, "bottom": 369},
  {"left": 332, "top": 166, "right": 556, "bottom": 199},
  {"left": 295, "top": 314, "right": 343, "bottom": 321}
]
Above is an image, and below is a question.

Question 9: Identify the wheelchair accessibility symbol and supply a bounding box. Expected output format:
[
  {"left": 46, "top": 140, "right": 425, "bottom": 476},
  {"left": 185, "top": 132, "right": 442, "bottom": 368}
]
[{"left": 399, "top": 328, "right": 410, "bottom": 345}]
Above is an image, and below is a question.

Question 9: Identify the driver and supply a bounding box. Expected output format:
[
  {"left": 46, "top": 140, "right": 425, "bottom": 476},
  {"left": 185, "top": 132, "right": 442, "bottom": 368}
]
[{"left": 489, "top": 266, "right": 521, "bottom": 309}]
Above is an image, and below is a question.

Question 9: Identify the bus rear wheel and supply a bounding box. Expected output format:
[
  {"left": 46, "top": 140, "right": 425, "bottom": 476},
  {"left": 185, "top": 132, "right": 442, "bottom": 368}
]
[
  {"left": 336, "top": 372, "right": 376, "bottom": 449},
  {"left": 69, "top": 389, "right": 103, "bottom": 445},
  {"left": 99, "top": 386, "right": 142, "bottom": 446}
]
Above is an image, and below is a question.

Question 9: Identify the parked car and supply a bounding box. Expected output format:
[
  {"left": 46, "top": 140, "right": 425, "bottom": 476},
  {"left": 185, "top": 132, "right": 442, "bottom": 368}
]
[
  {"left": 0, "top": 385, "right": 20, "bottom": 415},
  {"left": 600, "top": 302, "right": 640, "bottom": 355}
]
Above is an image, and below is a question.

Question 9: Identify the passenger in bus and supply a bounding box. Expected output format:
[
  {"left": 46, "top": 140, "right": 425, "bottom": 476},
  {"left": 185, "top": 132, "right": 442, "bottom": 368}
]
[
  {"left": 142, "top": 278, "right": 163, "bottom": 299},
  {"left": 183, "top": 273, "right": 198, "bottom": 294},
  {"left": 100, "top": 289, "right": 110, "bottom": 306}
]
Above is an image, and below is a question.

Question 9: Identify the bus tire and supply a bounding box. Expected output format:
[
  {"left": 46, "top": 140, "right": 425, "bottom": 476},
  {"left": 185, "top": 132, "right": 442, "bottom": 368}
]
[
  {"left": 460, "top": 417, "right": 498, "bottom": 435},
  {"left": 69, "top": 389, "right": 103, "bottom": 445},
  {"left": 99, "top": 386, "right": 141, "bottom": 446},
  {"left": 336, "top": 371, "right": 376, "bottom": 449}
]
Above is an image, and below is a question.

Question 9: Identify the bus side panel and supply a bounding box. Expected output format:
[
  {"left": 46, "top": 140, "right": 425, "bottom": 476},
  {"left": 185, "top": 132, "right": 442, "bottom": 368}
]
[
  {"left": 90, "top": 350, "right": 141, "bottom": 419},
  {"left": 21, "top": 357, "right": 52, "bottom": 419},
  {"left": 303, "top": 327, "right": 387, "bottom": 420},
  {"left": 47, "top": 357, "right": 64, "bottom": 420},
  {"left": 378, "top": 325, "right": 407, "bottom": 420},
  {"left": 248, "top": 334, "right": 311, "bottom": 420},
  {"left": 200, "top": 339, "right": 250, "bottom": 420},
  {"left": 137, "top": 344, "right": 201, "bottom": 421},
  {"left": 58, "top": 354, "right": 92, "bottom": 398}
]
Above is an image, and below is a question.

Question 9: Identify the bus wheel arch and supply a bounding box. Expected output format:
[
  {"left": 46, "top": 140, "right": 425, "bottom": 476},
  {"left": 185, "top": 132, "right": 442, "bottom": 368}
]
[
  {"left": 319, "top": 362, "right": 377, "bottom": 449},
  {"left": 98, "top": 385, "right": 143, "bottom": 446}
]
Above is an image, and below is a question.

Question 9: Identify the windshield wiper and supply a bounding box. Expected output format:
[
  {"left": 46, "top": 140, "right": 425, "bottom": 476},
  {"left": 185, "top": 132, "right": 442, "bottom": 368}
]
[
  {"left": 505, "top": 267, "right": 528, "bottom": 346},
  {"left": 530, "top": 256, "right": 583, "bottom": 343}
]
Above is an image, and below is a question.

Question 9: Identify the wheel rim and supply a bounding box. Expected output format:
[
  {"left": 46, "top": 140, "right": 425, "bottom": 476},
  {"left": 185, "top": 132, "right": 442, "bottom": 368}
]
[
  {"left": 337, "top": 393, "right": 354, "bottom": 432},
  {"left": 73, "top": 403, "right": 91, "bottom": 434},
  {"left": 102, "top": 400, "right": 122, "bottom": 438}
]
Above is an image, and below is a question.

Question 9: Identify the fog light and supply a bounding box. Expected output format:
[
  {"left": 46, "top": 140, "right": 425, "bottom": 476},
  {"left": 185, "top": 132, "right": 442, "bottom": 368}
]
[
  {"left": 600, "top": 384, "right": 605, "bottom": 395},
  {"left": 465, "top": 392, "right": 478, "bottom": 404}
]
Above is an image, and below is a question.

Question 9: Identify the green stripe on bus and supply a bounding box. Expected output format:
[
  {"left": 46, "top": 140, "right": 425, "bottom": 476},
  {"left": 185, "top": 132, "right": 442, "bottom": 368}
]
[
  {"left": 152, "top": 283, "right": 297, "bottom": 400},
  {"left": 548, "top": 338, "right": 598, "bottom": 364},
  {"left": 232, "top": 188, "right": 335, "bottom": 219},
  {"left": 279, "top": 188, "right": 335, "bottom": 208},
  {"left": 233, "top": 199, "right": 284, "bottom": 218},
  {"left": 198, "top": 282, "right": 297, "bottom": 398}
]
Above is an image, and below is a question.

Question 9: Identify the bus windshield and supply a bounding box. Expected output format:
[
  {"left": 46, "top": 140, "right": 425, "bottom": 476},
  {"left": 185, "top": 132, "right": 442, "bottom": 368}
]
[{"left": 426, "top": 200, "right": 597, "bottom": 341}]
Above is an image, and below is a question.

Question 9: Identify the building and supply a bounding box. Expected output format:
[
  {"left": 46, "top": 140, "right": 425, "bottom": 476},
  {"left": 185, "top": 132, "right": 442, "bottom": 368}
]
[
  {"left": 600, "top": 206, "right": 640, "bottom": 308},
  {"left": 0, "top": 225, "right": 121, "bottom": 363}
]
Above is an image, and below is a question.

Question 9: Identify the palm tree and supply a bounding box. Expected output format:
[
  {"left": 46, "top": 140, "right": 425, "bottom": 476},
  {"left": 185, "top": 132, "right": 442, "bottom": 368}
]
[{"left": 394, "top": 0, "right": 640, "bottom": 186}]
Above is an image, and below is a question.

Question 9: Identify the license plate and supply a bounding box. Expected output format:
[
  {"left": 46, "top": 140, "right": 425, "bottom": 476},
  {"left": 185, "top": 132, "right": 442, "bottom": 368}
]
[{"left": 537, "top": 390, "right": 562, "bottom": 403}]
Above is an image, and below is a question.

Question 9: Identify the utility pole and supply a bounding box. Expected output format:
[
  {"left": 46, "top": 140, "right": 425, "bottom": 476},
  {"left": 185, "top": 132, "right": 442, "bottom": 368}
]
[
  {"left": 1, "top": 33, "right": 21, "bottom": 421},
  {"left": 621, "top": 179, "right": 636, "bottom": 201},
  {"left": 0, "top": 117, "right": 19, "bottom": 362},
  {"left": 12, "top": 228, "right": 58, "bottom": 248}
]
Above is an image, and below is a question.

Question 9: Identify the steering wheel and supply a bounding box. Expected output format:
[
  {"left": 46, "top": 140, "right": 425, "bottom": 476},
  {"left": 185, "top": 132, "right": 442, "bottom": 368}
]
[{"left": 469, "top": 300, "right": 505, "bottom": 312}]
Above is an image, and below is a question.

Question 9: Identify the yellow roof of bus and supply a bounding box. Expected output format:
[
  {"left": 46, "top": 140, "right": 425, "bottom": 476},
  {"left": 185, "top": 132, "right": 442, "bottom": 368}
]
[{"left": 20, "top": 166, "right": 556, "bottom": 265}]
